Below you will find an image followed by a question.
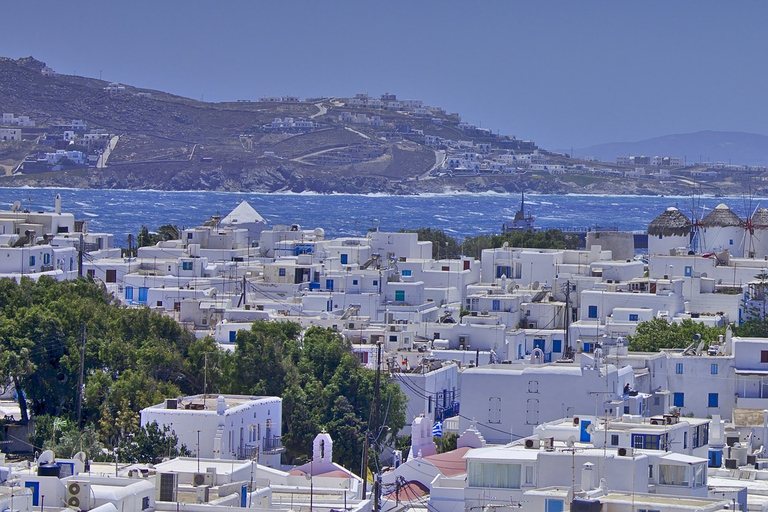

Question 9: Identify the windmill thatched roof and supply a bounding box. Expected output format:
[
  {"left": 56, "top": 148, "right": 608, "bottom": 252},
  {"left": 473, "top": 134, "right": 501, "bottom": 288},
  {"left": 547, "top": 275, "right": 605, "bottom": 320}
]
[
  {"left": 648, "top": 207, "right": 691, "bottom": 237},
  {"left": 751, "top": 207, "right": 768, "bottom": 229},
  {"left": 701, "top": 204, "right": 744, "bottom": 228}
]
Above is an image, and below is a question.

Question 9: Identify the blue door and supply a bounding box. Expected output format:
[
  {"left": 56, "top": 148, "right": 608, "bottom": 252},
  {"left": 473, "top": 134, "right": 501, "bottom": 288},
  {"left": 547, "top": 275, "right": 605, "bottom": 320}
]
[
  {"left": 708, "top": 449, "right": 723, "bottom": 468},
  {"left": 138, "top": 287, "right": 148, "bottom": 303},
  {"left": 326, "top": 279, "right": 334, "bottom": 291},
  {"left": 580, "top": 420, "right": 592, "bottom": 442},
  {"left": 25, "top": 481, "right": 39, "bottom": 506}
]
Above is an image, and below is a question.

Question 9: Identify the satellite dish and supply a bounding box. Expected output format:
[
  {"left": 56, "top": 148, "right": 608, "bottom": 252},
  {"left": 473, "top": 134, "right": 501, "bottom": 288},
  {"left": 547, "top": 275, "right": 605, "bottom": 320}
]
[
  {"left": 37, "top": 449, "right": 55, "bottom": 465},
  {"left": 532, "top": 281, "right": 540, "bottom": 290},
  {"left": 701, "top": 272, "right": 708, "bottom": 278},
  {"left": 11, "top": 201, "right": 21, "bottom": 212},
  {"left": 566, "top": 435, "right": 576, "bottom": 447}
]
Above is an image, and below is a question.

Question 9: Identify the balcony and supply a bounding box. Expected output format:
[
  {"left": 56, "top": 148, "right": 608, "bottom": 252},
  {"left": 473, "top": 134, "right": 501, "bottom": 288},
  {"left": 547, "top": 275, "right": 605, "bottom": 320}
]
[
  {"left": 263, "top": 435, "right": 285, "bottom": 455},
  {"left": 435, "top": 401, "right": 460, "bottom": 422}
]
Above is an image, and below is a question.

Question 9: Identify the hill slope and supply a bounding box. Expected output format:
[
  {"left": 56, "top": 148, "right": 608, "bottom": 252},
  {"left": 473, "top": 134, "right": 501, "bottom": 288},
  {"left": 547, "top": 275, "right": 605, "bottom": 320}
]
[
  {"left": 578, "top": 131, "right": 768, "bottom": 166},
  {"left": 2, "top": 56, "right": 768, "bottom": 196}
]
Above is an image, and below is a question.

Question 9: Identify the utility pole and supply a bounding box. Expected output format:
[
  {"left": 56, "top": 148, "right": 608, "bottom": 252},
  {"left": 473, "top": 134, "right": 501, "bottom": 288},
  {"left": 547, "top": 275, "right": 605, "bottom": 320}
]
[
  {"left": 373, "top": 341, "right": 382, "bottom": 512},
  {"left": 564, "top": 280, "right": 571, "bottom": 359},
  {"left": 76, "top": 322, "right": 86, "bottom": 425},
  {"left": 78, "top": 234, "right": 84, "bottom": 277},
  {"left": 361, "top": 430, "right": 370, "bottom": 498}
]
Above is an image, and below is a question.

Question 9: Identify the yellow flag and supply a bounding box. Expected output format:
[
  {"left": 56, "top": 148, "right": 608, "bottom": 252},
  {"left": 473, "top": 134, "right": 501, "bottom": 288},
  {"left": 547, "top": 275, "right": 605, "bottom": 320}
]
[{"left": 366, "top": 467, "right": 374, "bottom": 484}]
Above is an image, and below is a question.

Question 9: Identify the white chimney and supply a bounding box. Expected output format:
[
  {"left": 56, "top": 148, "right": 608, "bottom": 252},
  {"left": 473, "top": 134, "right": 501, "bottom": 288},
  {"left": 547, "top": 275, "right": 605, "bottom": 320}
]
[
  {"left": 581, "top": 462, "right": 595, "bottom": 491},
  {"left": 54, "top": 193, "right": 61, "bottom": 214}
]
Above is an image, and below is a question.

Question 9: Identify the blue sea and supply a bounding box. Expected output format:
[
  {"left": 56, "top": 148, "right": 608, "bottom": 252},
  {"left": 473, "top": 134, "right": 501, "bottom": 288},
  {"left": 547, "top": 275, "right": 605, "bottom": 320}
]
[{"left": 0, "top": 188, "right": 759, "bottom": 249}]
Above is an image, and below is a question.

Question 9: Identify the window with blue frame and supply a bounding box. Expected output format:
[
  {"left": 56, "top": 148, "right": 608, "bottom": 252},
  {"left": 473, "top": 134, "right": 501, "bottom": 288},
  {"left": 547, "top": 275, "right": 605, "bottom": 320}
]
[
  {"left": 492, "top": 299, "right": 500, "bottom": 311},
  {"left": 402, "top": 269, "right": 412, "bottom": 276},
  {"left": 676, "top": 362, "right": 683, "bottom": 374},
  {"left": 552, "top": 340, "right": 562, "bottom": 353},
  {"left": 708, "top": 393, "right": 719, "bottom": 407},
  {"left": 340, "top": 254, "right": 348, "bottom": 265},
  {"left": 138, "top": 287, "right": 148, "bottom": 303},
  {"left": 588, "top": 305, "right": 598, "bottom": 318},
  {"left": 632, "top": 433, "right": 664, "bottom": 450},
  {"left": 28, "top": 255, "right": 35, "bottom": 266},
  {"left": 279, "top": 268, "right": 286, "bottom": 276},
  {"left": 43, "top": 253, "right": 50, "bottom": 265},
  {"left": 125, "top": 286, "right": 133, "bottom": 300},
  {"left": 182, "top": 261, "right": 193, "bottom": 270},
  {"left": 629, "top": 314, "right": 639, "bottom": 321},
  {"left": 395, "top": 290, "right": 405, "bottom": 302},
  {"left": 229, "top": 331, "right": 236, "bottom": 343},
  {"left": 685, "top": 265, "right": 692, "bottom": 277},
  {"left": 545, "top": 499, "right": 564, "bottom": 512},
  {"left": 353, "top": 279, "right": 358, "bottom": 285},
  {"left": 496, "top": 265, "right": 512, "bottom": 278},
  {"left": 711, "top": 364, "right": 718, "bottom": 375},
  {"left": 673, "top": 392, "right": 684, "bottom": 407},
  {"left": 326, "top": 279, "right": 334, "bottom": 290}
]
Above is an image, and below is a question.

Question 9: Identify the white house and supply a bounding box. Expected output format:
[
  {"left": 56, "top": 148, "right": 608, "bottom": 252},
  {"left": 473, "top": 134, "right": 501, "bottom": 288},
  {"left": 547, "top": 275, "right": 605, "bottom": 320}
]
[{"left": 140, "top": 394, "right": 283, "bottom": 466}]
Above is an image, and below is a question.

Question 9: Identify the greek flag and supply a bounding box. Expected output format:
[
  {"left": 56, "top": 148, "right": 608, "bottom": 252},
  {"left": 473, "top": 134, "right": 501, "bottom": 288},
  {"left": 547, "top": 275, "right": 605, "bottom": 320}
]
[{"left": 432, "top": 420, "right": 443, "bottom": 438}]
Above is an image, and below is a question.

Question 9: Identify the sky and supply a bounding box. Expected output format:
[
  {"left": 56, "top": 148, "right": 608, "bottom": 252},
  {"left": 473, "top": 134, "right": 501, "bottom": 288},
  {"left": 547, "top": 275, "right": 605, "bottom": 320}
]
[{"left": 2, "top": 1, "right": 767, "bottom": 150}]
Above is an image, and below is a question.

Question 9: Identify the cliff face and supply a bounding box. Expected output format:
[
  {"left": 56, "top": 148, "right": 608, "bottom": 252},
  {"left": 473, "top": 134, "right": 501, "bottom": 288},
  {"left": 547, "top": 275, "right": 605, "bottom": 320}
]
[{"left": 0, "top": 57, "right": 762, "bottom": 196}]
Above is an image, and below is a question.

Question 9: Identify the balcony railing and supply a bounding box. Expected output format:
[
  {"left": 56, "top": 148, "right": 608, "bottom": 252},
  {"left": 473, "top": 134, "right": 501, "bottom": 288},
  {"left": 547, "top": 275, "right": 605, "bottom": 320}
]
[{"left": 263, "top": 435, "right": 285, "bottom": 455}]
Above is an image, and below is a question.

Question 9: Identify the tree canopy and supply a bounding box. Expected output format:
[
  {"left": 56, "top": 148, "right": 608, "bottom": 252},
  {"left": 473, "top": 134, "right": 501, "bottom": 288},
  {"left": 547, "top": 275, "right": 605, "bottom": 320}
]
[
  {"left": 1, "top": 277, "right": 405, "bottom": 472},
  {"left": 626, "top": 318, "right": 725, "bottom": 352}
]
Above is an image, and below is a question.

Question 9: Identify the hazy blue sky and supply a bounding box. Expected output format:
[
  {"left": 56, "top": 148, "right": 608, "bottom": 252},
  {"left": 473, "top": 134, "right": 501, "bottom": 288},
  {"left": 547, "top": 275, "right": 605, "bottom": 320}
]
[{"left": 2, "top": 1, "right": 766, "bottom": 149}]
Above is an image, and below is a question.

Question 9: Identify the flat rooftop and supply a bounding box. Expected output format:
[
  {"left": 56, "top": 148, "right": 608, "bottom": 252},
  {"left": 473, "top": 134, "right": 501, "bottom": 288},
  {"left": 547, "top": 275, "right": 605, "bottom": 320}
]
[{"left": 145, "top": 394, "right": 278, "bottom": 412}]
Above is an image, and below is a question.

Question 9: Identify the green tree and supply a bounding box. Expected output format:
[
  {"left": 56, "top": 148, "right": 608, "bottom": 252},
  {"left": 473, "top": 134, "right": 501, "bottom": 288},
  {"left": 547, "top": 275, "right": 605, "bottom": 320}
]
[
  {"left": 435, "top": 432, "right": 458, "bottom": 453},
  {"left": 117, "top": 421, "right": 190, "bottom": 464},
  {"left": 627, "top": 318, "right": 725, "bottom": 352}
]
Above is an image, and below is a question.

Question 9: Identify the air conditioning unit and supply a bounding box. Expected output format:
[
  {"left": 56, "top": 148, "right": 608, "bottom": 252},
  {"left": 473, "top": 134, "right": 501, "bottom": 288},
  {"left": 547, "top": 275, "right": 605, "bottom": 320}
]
[
  {"left": 196, "top": 485, "right": 210, "bottom": 503},
  {"left": 542, "top": 437, "right": 554, "bottom": 451},
  {"left": 193, "top": 472, "right": 214, "bottom": 486},
  {"left": 618, "top": 447, "right": 634, "bottom": 457},
  {"left": 67, "top": 481, "right": 91, "bottom": 511},
  {"left": 524, "top": 438, "right": 540, "bottom": 449},
  {"left": 158, "top": 472, "right": 178, "bottom": 502}
]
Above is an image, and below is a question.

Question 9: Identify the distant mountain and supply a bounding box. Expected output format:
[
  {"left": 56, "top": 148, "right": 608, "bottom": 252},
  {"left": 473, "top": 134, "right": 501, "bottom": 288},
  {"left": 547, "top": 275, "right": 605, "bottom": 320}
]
[{"left": 577, "top": 131, "right": 768, "bottom": 166}]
